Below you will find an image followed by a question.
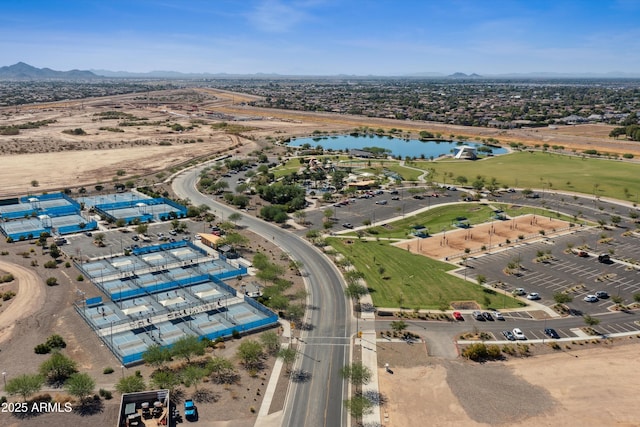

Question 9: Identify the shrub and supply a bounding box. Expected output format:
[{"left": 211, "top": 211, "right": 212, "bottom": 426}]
[
  {"left": 44, "top": 260, "right": 57, "bottom": 268},
  {"left": 76, "top": 275, "right": 84, "bottom": 281},
  {"left": 461, "top": 343, "right": 502, "bottom": 362},
  {"left": 46, "top": 277, "right": 58, "bottom": 286},
  {"left": 103, "top": 367, "right": 114, "bottom": 375},
  {"left": 45, "top": 334, "right": 66, "bottom": 350},
  {"left": 232, "top": 329, "right": 241, "bottom": 339},
  {"left": 99, "top": 388, "right": 113, "bottom": 400},
  {"left": 34, "top": 343, "right": 51, "bottom": 354}
]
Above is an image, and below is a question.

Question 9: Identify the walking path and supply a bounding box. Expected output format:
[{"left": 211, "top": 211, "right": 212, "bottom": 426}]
[{"left": 254, "top": 320, "right": 290, "bottom": 427}]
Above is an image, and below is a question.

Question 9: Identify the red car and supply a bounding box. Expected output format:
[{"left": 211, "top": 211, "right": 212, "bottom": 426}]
[{"left": 452, "top": 311, "right": 464, "bottom": 321}]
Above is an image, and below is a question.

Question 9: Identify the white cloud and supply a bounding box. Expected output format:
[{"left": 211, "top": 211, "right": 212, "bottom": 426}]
[{"left": 247, "top": 0, "right": 310, "bottom": 32}]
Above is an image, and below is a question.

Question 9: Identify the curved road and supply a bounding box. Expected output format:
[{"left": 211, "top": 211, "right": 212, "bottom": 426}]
[{"left": 173, "top": 165, "right": 350, "bottom": 427}]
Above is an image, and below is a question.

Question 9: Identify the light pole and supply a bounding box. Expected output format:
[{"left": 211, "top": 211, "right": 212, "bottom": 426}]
[
  {"left": 2, "top": 371, "right": 6, "bottom": 389},
  {"left": 121, "top": 365, "right": 125, "bottom": 379}
]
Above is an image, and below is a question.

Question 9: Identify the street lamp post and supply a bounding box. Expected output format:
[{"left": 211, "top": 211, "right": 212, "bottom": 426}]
[
  {"left": 2, "top": 371, "right": 6, "bottom": 389},
  {"left": 121, "top": 365, "right": 125, "bottom": 379}
]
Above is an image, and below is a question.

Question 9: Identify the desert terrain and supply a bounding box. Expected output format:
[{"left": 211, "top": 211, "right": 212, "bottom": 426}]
[
  {"left": 377, "top": 339, "right": 640, "bottom": 427},
  {"left": 1, "top": 87, "right": 639, "bottom": 426},
  {"left": 1, "top": 87, "right": 638, "bottom": 197}
]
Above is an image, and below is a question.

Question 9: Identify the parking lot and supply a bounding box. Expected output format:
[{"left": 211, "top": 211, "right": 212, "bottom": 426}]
[
  {"left": 464, "top": 228, "right": 640, "bottom": 313},
  {"left": 454, "top": 222, "right": 640, "bottom": 341},
  {"left": 63, "top": 219, "right": 209, "bottom": 260}
]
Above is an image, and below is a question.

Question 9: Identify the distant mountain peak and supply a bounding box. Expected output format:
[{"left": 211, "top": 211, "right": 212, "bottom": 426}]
[
  {"left": 447, "top": 72, "right": 482, "bottom": 79},
  {"left": 0, "top": 62, "right": 97, "bottom": 80}
]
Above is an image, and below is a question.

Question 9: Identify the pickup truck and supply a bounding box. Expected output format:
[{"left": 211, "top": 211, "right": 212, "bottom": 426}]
[{"left": 184, "top": 399, "right": 198, "bottom": 422}]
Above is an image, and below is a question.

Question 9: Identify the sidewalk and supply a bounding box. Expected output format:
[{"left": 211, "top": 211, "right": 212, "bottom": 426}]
[
  {"left": 254, "top": 320, "right": 290, "bottom": 427},
  {"left": 359, "top": 293, "right": 382, "bottom": 426}
]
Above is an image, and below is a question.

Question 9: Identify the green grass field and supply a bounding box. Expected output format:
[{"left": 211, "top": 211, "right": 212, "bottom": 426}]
[
  {"left": 328, "top": 238, "right": 522, "bottom": 310},
  {"left": 344, "top": 202, "right": 579, "bottom": 239},
  {"left": 413, "top": 151, "right": 640, "bottom": 203}
]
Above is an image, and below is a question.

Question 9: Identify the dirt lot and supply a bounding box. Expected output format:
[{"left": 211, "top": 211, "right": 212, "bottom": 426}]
[
  {"left": 399, "top": 214, "right": 572, "bottom": 260},
  {"left": 377, "top": 339, "right": 640, "bottom": 427}
]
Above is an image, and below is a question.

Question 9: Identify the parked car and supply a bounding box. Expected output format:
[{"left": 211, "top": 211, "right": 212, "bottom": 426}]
[
  {"left": 544, "top": 328, "right": 560, "bottom": 339},
  {"left": 584, "top": 294, "right": 599, "bottom": 302},
  {"left": 482, "top": 311, "right": 494, "bottom": 321},
  {"left": 512, "top": 328, "right": 526, "bottom": 340},
  {"left": 391, "top": 196, "right": 400, "bottom": 200},
  {"left": 472, "top": 310, "right": 484, "bottom": 320},
  {"left": 452, "top": 311, "right": 464, "bottom": 321},
  {"left": 131, "top": 235, "right": 139, "bottom": 241},
  {"left": 342, "top": 223, "right": 354, "bottom": 229},
  {"left": 375, "top": 200, "right": 388, "bottom": 205},
  {"left": 502, "top": 330, "right": 516, "bottom": 341},
  {"left": 526, "top": 292, "right": 541, "bottom": 300},
  {"left": 513, "top": 288, "right": 526, "bottom": 296},
  {"left": 595, "top": 291, "right": 609, "bottom": 299},
  {"left": 492, "top": 311, "right": 505, "bottom": 321},
  {"left": 184, "top": 399, "right": 198, "bottom": 422},
  {"left": 577, "top": 250, "right": 589, "bottom": 257},
  {"left": 598, "top": 254, "right": 611, "bottom": 263}
]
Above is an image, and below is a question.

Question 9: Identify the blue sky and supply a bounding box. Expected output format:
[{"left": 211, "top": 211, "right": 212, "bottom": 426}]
[{"left": 2, "top": 0, "right": 640, "bottom": 75}]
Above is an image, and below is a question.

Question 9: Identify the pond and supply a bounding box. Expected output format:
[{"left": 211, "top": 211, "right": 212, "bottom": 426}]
[{"left": 289, "top": 134, "right": 507, "bottom": 159}]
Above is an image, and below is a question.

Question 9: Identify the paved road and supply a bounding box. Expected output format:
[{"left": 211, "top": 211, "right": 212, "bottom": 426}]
[{"left": 172, "top": 165, "right": 350, "bottom": 427}]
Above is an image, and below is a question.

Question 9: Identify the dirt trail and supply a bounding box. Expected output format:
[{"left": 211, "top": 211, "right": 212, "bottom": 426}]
[{"left": 0, "top": 260, "right": 45, "bottom": 344}]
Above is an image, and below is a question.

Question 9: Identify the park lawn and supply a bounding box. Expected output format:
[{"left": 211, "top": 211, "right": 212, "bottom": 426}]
[
  {"left": 328, "top": 238, "right": 522, "bottom": 310},
  {"left": 383, "top": 163, "right": 424, "bottom": 181},
  {"left": 350, "top": 203, "right": 499, "bottom": 239},
  {"left": 272, "top": 157, "right": 303, "bottom": 178},
  {"left": 411, "top": 151, "right": 640, "bottom": 202}
]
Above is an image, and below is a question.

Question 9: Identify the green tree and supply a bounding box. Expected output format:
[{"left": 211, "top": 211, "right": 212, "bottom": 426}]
[
  {"left": 583, "top": 315, "right": 601, "bottom": 327},
  {"left": 64, "top": 373, "right": 96, "bottom": 404},
  {"left": 236, "top": 340, "right": 264, "bottom": 370},
  {"left": 259, "top": 331, "right": 281, "bottom": 356},
  {"left": 344, "top": 395, "right": 373, "bottom": 420},
  {"left": 220, "top": 232, "right": 249, "bottom": 251},
  {"left": 553, "top": 292, "right": 573, "bottom": 304},
  {"left": 171, "top": 335, "right": 206, "bottom": 364},
  {"left": 142, "top": 344, "right": 172, "bottom": 368},
  {"left": 277, "top": 347, "right": 297, "bottom": 373},
  {"left": 227, "top": 212, "right": 242, "bottom": 224},
  {"left": 39, "top": 352, "right": 78, "bottom": 385},
  {"left": 150, "top": 370, "right": 181, "bottom": 392},
  {"left": 5, "top": 374, "right": 44, "bottom": 401},
  {"left": 181, "top": 365, "right": 207, "bottom": 391},
  {"left": 116, "top": 375, "right": 146, "bottom": 394},
  {"left": 340, "top": 362, "right": 372, "bottom": 386},
  {"left": 136, "top": 224, "right": 148, "bottom": 235},
  {"left": 206, "top": 356, "right": 237, "bottom": 384},
  {"left": 49, "top": 243, "right": 61, "bottom": 259}
]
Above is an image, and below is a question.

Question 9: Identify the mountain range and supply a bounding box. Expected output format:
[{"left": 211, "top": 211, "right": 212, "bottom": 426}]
[
  {"left": 0, "top": 62, "right": 97, "bottom": 79},
  {"left": 0, "top": 62, "right": 638, "bottom": 80}
]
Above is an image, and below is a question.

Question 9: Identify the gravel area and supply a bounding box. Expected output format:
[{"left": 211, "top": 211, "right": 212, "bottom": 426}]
[{"left": 443, "top": 359, "right": 556, "bottom": 425}]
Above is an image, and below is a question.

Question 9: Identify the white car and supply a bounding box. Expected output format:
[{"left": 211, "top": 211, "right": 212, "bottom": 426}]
[
  {"left": 584, "top": 294, "right": 599, "bottom": 302},
  {"left": 513, "top": 288, "right": 526, "bottom": 296},
  {"left": 492, "top": 311, "right": 505, "bottom": 320},
  {"left": 512, "top": 328, "right": 526, "bottom": 340},
  {"left": 526, "top": 292, "right": 540, "bottom": 300}
]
